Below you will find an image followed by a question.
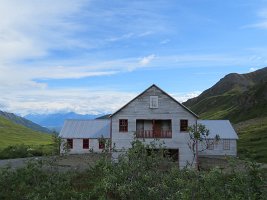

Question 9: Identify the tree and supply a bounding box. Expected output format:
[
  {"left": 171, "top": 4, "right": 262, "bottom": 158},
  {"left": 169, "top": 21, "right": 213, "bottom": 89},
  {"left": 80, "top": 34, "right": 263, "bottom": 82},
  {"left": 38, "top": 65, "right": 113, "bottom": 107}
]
[{"left": 187, "top": 124, "right": 220, "bottom": 169}]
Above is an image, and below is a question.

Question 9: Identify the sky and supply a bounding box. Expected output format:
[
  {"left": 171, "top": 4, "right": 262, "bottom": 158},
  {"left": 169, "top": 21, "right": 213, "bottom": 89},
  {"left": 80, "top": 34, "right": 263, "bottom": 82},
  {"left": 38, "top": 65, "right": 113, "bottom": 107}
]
[{"left": 1, "top": 0, "right": 267, "bottom": 116}]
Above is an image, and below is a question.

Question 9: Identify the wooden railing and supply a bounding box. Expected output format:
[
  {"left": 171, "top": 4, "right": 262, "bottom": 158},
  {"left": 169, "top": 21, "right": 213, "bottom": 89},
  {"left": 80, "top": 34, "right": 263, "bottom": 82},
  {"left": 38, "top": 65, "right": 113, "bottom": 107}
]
[{"left": 136, "top": 130, "right": 172, "bottom": 138}]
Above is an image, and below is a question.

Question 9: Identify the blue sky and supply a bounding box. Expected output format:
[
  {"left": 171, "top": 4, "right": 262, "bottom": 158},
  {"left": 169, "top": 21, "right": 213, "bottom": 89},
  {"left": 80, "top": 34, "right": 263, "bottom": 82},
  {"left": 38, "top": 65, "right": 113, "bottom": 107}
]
[{"left": 0, "top": 0, "right": 267, "bottom": 115}]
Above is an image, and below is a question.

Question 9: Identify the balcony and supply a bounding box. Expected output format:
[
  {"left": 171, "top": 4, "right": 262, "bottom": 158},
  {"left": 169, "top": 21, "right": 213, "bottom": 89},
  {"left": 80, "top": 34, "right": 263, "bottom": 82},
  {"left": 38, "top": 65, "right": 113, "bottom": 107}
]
[
  {"left": 136, "top": 119, "right": 172, "bottom": 138},
  {"left": 136, "top": 130, "right": 172, "bottom": 138}
]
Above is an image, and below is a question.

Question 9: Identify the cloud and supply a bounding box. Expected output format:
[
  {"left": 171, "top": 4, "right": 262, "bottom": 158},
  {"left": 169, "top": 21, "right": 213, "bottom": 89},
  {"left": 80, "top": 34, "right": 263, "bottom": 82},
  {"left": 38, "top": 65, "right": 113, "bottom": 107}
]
[
  {"left": 249, "top": 67, "right": 258, "bottom": 72},
  {"left": 160, "top": 39, "right": 170, "bottom": 44},
  {"left": 171, "top": 91, "right": 202, "bottom": 103},
  {"left": 243, "top": 9, "right": 267, "bottom": 29},
  {"left": 1, "top": 85, "right": 202, "bottom": 116},
  {"left": 1, "top": 87, "right": 137, "bottom": 116},
  {"left": 139, "top": 54, "right": 155, "bottom": 66}
]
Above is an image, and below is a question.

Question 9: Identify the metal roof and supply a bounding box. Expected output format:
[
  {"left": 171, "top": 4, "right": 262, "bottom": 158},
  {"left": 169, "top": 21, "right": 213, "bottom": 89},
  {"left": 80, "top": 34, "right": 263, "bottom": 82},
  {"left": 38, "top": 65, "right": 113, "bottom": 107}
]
[
  {"left": 59, "top": 119, "right": 110, "bottom": 139},
  {"left": 197, "top": 120, "right": 238, "bottom": 139}
]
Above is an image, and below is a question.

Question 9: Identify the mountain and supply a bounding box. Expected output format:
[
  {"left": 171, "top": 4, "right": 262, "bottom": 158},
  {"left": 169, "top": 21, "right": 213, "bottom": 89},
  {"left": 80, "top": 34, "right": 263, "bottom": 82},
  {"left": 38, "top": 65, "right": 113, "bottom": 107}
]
[
  {"left": 184, "top": 67, "right": 267, "bottom": 123},
  {"left": 0, "top": 115, "right": 52, "bottom": 149},
  {"left": 183, "top": 67, "right": 267, "bottom": 163},
  {"left": 25, "top": 112, "right": 102, "bottom": 131},
  {"left": 0, "top": 110, "right": 51, "bottom": 133}
]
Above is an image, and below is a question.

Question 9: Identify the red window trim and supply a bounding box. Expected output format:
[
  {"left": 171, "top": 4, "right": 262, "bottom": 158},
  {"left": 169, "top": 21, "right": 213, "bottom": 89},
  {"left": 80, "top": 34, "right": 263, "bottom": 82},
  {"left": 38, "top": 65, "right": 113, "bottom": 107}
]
[
  {"left": 83, "top": 139, "right": 89, "bottom": 149},
  {"left": 119, "top": 119, "right": 128, "bottom": 132},
  {"left": 67, "top": 139, "right": 73, "bottom": 149},
  {"left": 180, "top": 119, "right": 188, "bottom": 132}
]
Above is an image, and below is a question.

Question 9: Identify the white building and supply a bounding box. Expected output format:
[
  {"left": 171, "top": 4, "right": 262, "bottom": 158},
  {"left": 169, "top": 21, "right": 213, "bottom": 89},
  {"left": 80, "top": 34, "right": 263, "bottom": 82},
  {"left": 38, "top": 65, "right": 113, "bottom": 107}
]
[
  {"left": 59, "top": 119, "right": 110, "bottom": 154},
  {"left": 59, "top": 84, "right": 238, "bottom": 168},
  {"left": 197, "top": 120, "right": 238, "bottom": 157}
]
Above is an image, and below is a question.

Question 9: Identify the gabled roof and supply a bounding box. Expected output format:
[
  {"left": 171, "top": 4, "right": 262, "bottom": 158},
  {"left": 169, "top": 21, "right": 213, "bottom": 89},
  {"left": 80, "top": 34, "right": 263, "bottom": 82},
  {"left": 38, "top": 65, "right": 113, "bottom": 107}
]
[
  {"left": 197, "top": 120, "right": 238, "bottom": 139},
  {"left": 110, "top": 84, "right": 198, "bottom": 118},
  {"left": 59, "top": 119, "right": 110, "bottom": 139}
]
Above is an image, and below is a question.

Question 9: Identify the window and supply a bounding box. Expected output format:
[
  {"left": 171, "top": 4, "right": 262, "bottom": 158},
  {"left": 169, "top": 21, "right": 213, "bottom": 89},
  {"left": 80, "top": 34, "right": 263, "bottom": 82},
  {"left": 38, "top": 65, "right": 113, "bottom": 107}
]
[
  {"left": 223, "top": 139, "right": 230, "bottom": 150},
  {"left": 67, "top": 139, "right": 73, "bottom": 149},
  {"left": 180, "top": 119, "right": 188, "bottom": 131},
  {"left": 207, "top": 139, "right": 214, "bottom": 150},
  {"left": 150, "top": 96, "right": 158, "bottom": 108},
  {"left": 119, "top": 119, "right": 128, "bottom": 132},
  {"left": 99, "top": 140, "right": 105, "bottom": 149},
  {"left": 83, "top": 139, "right": 89, "bottom": 149}
]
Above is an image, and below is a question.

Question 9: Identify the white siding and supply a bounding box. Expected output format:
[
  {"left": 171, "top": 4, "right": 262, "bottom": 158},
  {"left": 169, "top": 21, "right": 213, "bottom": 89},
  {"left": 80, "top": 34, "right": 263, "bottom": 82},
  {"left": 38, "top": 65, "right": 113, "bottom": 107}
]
[
  {"left": 198, "top": 139, "right": 237, "bottom": 156},
  {"left": 60, "top": 138, "right": 105, "bottom": 154},
  {"left": 111, "top": 85, "right": 197, "bottom": 168}
]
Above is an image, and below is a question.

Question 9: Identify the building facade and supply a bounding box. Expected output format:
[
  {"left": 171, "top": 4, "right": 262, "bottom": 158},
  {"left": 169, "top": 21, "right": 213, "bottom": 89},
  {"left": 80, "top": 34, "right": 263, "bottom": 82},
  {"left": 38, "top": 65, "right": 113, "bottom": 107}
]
[{"left": 59, "top": 84, "right": 238, "bottom": 168}]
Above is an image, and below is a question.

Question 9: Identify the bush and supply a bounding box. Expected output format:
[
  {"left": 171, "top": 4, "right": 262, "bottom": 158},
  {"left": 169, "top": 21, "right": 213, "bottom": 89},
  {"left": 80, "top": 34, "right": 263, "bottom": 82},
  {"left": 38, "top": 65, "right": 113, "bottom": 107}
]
[
  {"left": 0, "top": 144, "right": 45, "bottom": 159},
  {"left": 0, "top": 140, "right": 266, "bottom": 199}
]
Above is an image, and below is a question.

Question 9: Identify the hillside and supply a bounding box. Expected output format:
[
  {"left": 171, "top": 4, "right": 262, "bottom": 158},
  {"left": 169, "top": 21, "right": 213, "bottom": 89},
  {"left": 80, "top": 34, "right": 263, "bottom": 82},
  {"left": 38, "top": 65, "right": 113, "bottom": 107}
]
[
  {"left": 0, "top": 111, "right": 51, "bottom": 133},
  {"left": 0, "top": 116, "right": 52, "bottom": 149},
  {"left": 235, "top": 117, "right": 267, "bottom": 163},
  {"left": 183, "top": 67, "right": 267, "bottom": 163},
  {"left": 184, "top": 67, "right": 267, "bottom": 123}
]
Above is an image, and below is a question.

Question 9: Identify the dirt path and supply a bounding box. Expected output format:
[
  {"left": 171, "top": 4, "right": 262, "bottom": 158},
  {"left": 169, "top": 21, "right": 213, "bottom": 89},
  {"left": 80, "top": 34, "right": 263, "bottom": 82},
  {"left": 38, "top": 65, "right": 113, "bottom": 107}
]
[{"left": 0, "top": 154, "right": 106, "bottom": 171}]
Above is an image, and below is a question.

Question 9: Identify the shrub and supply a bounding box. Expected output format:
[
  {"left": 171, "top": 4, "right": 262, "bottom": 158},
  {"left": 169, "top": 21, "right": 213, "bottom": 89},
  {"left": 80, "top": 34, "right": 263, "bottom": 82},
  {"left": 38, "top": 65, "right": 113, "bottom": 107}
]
[
  {"left": 0, "top": 144, "right": 45, "bottom": 159},
  {"left": 0, "top": 140, "right": 266, "bottom": 199}
]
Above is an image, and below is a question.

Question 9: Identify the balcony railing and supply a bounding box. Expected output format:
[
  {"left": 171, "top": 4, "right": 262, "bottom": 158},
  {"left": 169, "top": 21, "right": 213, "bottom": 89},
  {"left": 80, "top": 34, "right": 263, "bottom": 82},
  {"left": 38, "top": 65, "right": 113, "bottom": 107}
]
[{"left": 136, "top": 130, "right": 172, "bottom": 138}]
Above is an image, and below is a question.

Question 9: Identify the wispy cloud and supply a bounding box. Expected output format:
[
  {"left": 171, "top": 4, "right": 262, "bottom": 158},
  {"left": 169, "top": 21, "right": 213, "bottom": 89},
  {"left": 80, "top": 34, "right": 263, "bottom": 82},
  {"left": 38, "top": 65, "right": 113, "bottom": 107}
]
[
  {"left": 243, "top": 8, "right": 267, "bottom": 29},
  {"left": 139, "top": 54, "right": 156, "bottom": 66}
]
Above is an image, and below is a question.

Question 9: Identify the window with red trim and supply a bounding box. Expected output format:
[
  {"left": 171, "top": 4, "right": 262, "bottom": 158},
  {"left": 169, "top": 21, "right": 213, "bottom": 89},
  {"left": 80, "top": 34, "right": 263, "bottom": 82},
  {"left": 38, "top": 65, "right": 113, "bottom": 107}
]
[
  {"left": 99, "top": 140, "right": 105, "bottom": 149},
  {"left": 180, "top": 120, "right": 188, "bottom": 131},
  {"left": 67, "top": 139, "right": 73, "bottom": 149},
  {"left": 83, "top": 139, "right": 89, "bottom": 149},
  {"left": 119, "top": 119, "right": 128, "bottom": 132}
]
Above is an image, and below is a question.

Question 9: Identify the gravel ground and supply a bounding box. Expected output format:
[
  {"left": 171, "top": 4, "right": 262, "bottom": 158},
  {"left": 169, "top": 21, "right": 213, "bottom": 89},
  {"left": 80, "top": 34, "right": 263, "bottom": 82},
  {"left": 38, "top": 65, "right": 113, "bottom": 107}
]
[{"left": 0, "top": 154, "right": 108, "bottom": 171}]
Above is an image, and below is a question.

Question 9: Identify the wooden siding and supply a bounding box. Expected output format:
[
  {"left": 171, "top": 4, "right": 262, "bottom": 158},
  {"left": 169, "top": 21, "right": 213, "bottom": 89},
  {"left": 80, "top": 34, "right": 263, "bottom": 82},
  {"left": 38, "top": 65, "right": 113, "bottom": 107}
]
[
  {"left": 60, "top": 139, "right": 104, "bottom": 154},
  {"left": 111, "top": 85, "right": 197, "bottom": 168},
  {"left": 198, "top": 139, "right": 237, "bottom": 156}
]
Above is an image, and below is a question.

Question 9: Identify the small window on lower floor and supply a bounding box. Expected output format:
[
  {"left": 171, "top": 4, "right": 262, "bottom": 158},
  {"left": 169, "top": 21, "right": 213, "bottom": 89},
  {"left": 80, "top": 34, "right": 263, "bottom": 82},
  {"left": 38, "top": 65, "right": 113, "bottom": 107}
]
[
  {"left": 223, "top": 139, "right": 230, "bottom": 150},
  {"left": 99, "top": 140, "right": 105, "bottom": 149},
  {"left": 207, "top": 139, "right": 214, "bottom": 150},
  {"left": 83, "top": 139, "right": 89, "bottom": 149},
  {"left": 67, "top": 139, "right": 73, "bottom": 149}
]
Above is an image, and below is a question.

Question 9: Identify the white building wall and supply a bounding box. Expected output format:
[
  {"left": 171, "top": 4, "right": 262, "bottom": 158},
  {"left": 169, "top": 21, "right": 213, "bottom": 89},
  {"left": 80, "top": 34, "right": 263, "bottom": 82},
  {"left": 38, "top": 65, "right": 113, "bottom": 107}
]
[
  {"left": 198, "top": 139, "right": 237, "bottom": 156},
  {"left": 60, "top": 138, "right": 105, "bottom": 154},
  {"left": 111, "top": 86, "right": 197, "bottom": 168}
]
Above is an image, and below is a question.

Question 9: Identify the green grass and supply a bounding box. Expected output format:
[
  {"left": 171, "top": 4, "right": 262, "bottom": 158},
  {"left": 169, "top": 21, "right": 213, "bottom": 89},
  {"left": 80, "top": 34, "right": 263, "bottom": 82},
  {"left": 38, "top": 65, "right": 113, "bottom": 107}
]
[
  {"left": 237, "top": 117, "right": 267, "bottom": 163},
  {"left": 0, "top": 116, "right": 52, "bottom": 149}
]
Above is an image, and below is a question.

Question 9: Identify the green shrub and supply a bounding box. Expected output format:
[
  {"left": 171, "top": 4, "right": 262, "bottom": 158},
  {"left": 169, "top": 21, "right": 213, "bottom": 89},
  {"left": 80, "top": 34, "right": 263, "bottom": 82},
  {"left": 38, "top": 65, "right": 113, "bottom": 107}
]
[
  {"left": 0, "top": 144, "right": 45, "bottom": 159},
  {"left": 0, "top": 140, "right": 266, "bottom": 199}
]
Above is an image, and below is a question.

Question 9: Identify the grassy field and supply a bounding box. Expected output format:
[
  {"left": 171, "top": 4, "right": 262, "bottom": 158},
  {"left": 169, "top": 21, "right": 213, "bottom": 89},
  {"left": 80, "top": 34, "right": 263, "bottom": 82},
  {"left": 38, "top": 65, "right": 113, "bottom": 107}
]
[
  {"left": 235, "top": 117, "right": 267, "bottom": 163},
  {"left": 0, "top": 116, "right": 52, "bottom": 149}
]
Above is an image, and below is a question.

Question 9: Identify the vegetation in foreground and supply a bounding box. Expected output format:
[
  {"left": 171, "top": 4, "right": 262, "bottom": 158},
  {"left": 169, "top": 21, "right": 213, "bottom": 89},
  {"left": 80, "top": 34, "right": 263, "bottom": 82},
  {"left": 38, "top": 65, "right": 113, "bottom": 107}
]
[{"left": 0, "top": 140, "right": 266, "bottom": 200}]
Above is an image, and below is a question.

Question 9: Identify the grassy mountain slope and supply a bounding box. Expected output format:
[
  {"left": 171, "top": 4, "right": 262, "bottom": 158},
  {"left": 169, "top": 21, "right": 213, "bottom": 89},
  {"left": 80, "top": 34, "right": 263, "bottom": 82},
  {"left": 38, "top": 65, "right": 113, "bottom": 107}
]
[
  {"left": 184, "top": 67, "right": 267, "bottom": 123},
  {"left": 235, "top": 117, "right": 267, "bottom": 163},
  {"left": 0, "top": 116, "right": 52, "bottom": 149},
  {"left": 183, "top": 67, "right": 267, "bottom": 163},
  {"left": 0, "top": 111, "right": 51, "bottom": 133}
]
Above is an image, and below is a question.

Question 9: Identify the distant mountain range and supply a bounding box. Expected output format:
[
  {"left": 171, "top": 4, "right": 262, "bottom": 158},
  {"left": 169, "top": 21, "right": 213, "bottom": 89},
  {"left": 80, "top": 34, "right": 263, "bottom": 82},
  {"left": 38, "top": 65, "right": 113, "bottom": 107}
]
[
  {"left": 183, "top": 66, "right": 267, "bottom": 163},
  {"left": 25, "top": 112, "right": 103, "bottom": 131},
  {"left": 0, "top": 110, "right": 51, "bottom": 133}
]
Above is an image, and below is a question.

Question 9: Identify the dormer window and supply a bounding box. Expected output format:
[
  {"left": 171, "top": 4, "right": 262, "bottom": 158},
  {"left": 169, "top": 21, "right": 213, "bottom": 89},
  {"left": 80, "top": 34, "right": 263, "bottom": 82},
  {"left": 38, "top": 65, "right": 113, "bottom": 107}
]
[{"left": 150, "top": 96, "right": 158, "bottom": 108}]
